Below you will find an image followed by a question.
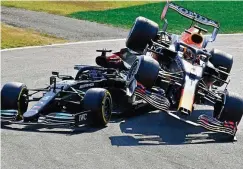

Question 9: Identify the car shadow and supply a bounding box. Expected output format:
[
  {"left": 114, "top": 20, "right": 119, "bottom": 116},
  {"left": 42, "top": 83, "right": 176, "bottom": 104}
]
[
  {"left": 109, "top": 109, "right": 234, "bottom": 146},
  {"left": 1, "top": 111, "right": 146, "bottom": 136},
  {"left": 1, "top": 122, "right": 105, "bottom": 135},
  {"left": 1, "top": 103, "right": 153, "bottom": 135},
  {"left": 1, "top": 109, "right": 149, "bottom": 136}
]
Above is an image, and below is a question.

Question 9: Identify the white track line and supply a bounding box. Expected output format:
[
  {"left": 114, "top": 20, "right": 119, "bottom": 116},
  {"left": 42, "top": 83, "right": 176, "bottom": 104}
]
[
  {"left": 1, "top": 38, "right": 126, "bottom": 52},
  {"left": 211, "top": 46, "right": 243, "bottom": 49},
  {"left": 217, "top": 33, "right": 243, "bottom": 36},
  {"left": 1, "top": 33, "right": 242, "bottom": 52}
]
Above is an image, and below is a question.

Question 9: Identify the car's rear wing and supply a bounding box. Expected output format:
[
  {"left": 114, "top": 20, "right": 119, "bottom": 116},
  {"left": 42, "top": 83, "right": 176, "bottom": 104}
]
[{"left": 162, "top": 2, "right": 220, "bottom": 28}]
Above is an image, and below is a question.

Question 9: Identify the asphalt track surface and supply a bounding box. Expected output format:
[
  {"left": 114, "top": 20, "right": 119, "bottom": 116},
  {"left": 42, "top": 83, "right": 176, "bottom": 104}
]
[
  {"left": 1, "top": 35, "right": 243, "bottom": 169},
  {"left": 1, "top": 6, "right": 128, "bottom": 41}
]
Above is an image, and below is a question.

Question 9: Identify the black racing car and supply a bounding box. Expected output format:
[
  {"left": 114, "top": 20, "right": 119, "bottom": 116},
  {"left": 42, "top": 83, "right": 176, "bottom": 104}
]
[{"left": 0, "top": 50, "right": 149, "bottom": 128}]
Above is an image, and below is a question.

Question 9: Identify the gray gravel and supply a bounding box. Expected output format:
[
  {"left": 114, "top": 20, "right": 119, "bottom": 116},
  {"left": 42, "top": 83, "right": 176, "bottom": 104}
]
[
  {"left": 1, "top": 35, "right": 243, "bottom": 169},
  {"left": 1, "top": 6, "right": 128, "bottom": 41}
]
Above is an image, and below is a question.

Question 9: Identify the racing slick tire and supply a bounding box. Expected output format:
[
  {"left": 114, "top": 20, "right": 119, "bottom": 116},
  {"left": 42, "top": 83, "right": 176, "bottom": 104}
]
[
  {"left": 83, "top": 88, "right": 112, "bottom": 127},
  {"left": 131, "top": 55, "right": 160, "bottom": 89},
  {"left": 214, "top": 92, "right": 243, "bottom": 125},
  {"left": 126, "top": 16, "right": 159, "bottom": 54},
  {"left": 209, "top": 48, "right": 233, "bottom": 86},
  {"left": 1, "top": 82, "right": 28, "bottom": 116}
]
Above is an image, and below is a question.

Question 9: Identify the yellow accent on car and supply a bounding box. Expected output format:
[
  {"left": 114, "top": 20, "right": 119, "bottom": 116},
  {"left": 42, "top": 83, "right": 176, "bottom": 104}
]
[
  {"left": 178, "top": 90, "right": 194, "bottom": 112},
  {"left": 101, "top": 91, "right": 111, "bottom": 124}
]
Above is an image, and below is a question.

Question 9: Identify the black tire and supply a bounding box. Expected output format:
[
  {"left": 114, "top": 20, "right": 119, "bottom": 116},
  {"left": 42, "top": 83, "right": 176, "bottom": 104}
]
[
  {"left": 126, "top": 16, "right": 159, "bottom": 54},
  {"left": 1, "top": 82, "right": 28, "bottom": 116},
  {"left": 209, "top": 48, "right": 233, "bottom": 86},
  {"left": 133, "top": 55, "right": 160, "bottom": 89},
  {"left": 214, "top": 92, "right": 243, "bottom": 125},
  {"left": 83, "top": 88, "right": 112, "bottom": 127}
]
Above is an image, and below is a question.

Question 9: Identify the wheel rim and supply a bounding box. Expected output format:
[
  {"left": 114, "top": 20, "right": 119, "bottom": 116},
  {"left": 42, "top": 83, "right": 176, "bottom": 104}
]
[
  {"left": 103, "top": 97, "right": 112, "bottom": 122},
  {"left": 18, "top": 88, "right": 28, "bottom": 115}
]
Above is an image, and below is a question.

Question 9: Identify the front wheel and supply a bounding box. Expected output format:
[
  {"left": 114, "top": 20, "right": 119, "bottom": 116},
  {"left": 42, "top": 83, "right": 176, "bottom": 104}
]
[
  {"left": 1, "top": 82, "right": 29, "bottom": 117},
  {"left": 129, "top": 55, "right": 160, "bottom": 89},
  {"left": 214, "top": 91, "right": 243, "bottom": 125},
  {"left": 83, "top": 88, "right": 112, "bottom": 127}
]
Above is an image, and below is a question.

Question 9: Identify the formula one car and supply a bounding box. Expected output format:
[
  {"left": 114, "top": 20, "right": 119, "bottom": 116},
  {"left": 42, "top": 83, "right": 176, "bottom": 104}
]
[
  {"left": 0, "top": 50, "right": 149, "bottom": 128},
  {"left": 123, "top": 2, "right": 243, "bottom": 140}
]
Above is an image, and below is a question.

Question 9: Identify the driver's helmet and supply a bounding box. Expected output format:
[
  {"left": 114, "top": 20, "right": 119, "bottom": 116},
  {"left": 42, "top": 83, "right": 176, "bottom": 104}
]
[{"left": 180, "top": 27, "right": 204, "bottom": 48}]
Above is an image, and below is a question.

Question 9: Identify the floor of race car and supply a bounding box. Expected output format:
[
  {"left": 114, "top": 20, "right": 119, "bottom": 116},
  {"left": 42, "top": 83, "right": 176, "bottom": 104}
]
[{"left": 2, "top": 36, "right": 243, "bottom": 169}]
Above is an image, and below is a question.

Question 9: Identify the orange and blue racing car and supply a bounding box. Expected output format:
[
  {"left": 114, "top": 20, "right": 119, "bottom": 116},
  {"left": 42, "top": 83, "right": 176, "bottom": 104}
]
[{"left": 98, "top": 2, "right": 243, "bottom": 141}]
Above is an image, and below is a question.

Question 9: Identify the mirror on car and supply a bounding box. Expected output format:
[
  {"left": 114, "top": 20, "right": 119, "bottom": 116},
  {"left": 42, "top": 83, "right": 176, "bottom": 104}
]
[{"left": 52, "top": 71, "right": 59, "bottom": 76}]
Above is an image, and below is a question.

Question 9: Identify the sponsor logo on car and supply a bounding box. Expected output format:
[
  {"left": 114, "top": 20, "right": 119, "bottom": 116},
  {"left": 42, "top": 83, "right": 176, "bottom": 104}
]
[
  {"left": 41, "top": 96, "right": 51, "bottom": 101},
  {"left": 79, "top": 83, "right": 94, "bottom": 89},
  {"left": 168, "top": 2, "right": 218, "bottom": 28},
  {"left": 79, "top": 113, "right": 87, "bottom": 121}
]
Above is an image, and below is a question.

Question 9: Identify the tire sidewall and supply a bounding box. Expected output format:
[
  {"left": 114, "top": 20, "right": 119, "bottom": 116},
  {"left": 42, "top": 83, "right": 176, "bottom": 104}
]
[
  {"left": 100, "top": 90, "right": 112, "bottom": 124},
  {"left": 1, "top": 82, "right": 28, "bottom": 115},
  {"left": 126, "top": 16, "right": 159, "bottom": 54},
  {"left": 83, "top": 88, "right": 112, "bottom": 126},
  {"left": 215, "top": 91, "right": 243, "bottom": 124}
]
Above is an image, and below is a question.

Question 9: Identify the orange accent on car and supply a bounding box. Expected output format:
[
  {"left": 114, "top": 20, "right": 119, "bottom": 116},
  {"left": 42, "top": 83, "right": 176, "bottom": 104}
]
[{"left": 181, "top": 27, "right": 204, "bottom": 48}]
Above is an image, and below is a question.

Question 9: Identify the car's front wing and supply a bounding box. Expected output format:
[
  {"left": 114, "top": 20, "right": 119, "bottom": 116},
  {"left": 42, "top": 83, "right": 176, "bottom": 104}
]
[{"left": 1, "top": 110, "right": 92, "bottom": 127}]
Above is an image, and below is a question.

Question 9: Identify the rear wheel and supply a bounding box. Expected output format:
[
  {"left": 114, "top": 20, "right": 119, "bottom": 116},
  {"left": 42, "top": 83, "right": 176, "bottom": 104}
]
[
  {"left": 83, "top": 88, "right": 112, "bottom": 127},
  {"left": 126, "top": 16, "right": 159, "bottom": 54},
  {"left": 209, "top": 49, "right": 233, "bottom": 86},
  {"left": 214, "top": 91, "right": 243, "bottom": 125},
  {"left": 1, "top": 82, "right": 28, "bottom": 117}
]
